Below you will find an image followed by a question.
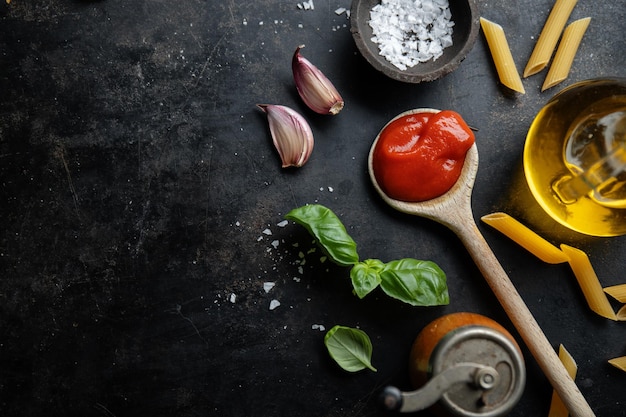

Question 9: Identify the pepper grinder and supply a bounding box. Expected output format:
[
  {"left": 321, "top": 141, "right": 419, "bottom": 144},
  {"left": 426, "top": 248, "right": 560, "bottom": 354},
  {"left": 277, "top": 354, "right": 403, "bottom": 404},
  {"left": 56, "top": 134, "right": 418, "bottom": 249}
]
[{"left": 382, "top": 312, "right": 526, "bottom": 417}]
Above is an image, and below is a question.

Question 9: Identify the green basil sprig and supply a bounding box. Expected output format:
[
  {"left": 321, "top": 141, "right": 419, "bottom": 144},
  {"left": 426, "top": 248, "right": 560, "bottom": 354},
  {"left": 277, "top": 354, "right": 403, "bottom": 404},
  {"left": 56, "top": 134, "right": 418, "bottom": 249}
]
[
  {"left": 324, "top": 325, "right": 377, "bottom": 372},
  {"left": 285, "top": 204, "right": 449, "bottom": 307},
  {"left": 379, "top": 259, "right": 449, "bottom": 306},
  {"left": 284, "top": 204, "right": 358, "bottom": 267},
  {"left": 349, "top": 258, "right": 384, "bottom": 299}
]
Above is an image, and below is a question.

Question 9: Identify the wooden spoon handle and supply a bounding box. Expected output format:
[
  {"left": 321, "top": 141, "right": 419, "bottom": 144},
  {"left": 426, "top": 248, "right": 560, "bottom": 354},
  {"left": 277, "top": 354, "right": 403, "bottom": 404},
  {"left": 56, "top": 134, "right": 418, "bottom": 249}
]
[{"left": 455, "top": 219, "right": 595, "bottom": 417}]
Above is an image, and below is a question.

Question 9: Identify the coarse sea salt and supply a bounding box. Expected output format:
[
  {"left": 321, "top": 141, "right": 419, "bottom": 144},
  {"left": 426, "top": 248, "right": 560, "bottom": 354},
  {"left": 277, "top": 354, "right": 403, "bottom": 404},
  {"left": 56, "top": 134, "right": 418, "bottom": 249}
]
[
  {"left": 297, "top": 0, "right": 315, "bottom": 10},
  {"left": 263, "top": 282, "right": 276, "bottom": 293},
  {"left": 368, "top": 0, "right": 455, "bottom": 71}
]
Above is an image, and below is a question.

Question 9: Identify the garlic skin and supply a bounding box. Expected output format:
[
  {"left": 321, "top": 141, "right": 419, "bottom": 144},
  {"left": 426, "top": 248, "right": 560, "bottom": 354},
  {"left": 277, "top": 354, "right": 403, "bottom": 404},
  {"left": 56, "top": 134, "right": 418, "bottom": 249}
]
[
  {"left": 292, "top": 45, "right": 344, "bottom": 115},
  {"left": 257, "top": 104, "right": 314, "bottom": 168}
]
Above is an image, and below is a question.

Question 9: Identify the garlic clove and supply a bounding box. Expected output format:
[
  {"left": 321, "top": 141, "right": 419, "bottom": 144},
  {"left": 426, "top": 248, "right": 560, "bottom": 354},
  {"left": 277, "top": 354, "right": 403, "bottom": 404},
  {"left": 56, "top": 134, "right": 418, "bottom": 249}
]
[
  {"left": 292, "top": 45, "right": 344, "bottom": 115},
  {"left": 257, "top": 104, "right": 314, "bottom": 168}
]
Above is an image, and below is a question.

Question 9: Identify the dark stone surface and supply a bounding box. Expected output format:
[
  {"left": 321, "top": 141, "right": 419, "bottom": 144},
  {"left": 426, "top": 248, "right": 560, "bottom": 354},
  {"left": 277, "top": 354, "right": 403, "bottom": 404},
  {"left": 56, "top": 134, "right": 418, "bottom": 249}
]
[{"left": 1, "top": 1, "right": 625, "bottom": 416}]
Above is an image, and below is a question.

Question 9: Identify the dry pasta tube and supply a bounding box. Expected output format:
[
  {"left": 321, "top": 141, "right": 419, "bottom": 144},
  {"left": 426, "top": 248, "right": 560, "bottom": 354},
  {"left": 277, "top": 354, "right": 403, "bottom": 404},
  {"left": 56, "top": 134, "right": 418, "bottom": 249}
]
[
  {"left": 524, "top": 0, "right": 578, "bottom": 77},
  {"left": 542, "top": 17, "right": 591, "bottom": 91},
  {"left": 603, "top": 284, "right": 626, "bottom": 303},
  {"left": 560, "top": 244, "right": 617, "bottom": 320},
  {"left": 616, "top": 305, "right": 626, "bottom": 321},
  {"left": 608, "top": 356, "right": 626, "bottom": 372},
  {"left": 480, "top": 17, "right": 525, "bottom": 94},
  {"left": 548, "top": 344, "right": 578, "bottom": 417},
  {"left": 481, "top": 212, "right": 568, "bottom": 264}
]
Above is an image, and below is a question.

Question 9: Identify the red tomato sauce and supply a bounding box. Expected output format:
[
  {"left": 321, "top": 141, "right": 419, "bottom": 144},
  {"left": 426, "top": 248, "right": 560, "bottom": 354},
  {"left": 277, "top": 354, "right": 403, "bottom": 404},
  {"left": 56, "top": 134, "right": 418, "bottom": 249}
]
[{"left": 372, "top": 110, "right": 475, "bottom": 202}]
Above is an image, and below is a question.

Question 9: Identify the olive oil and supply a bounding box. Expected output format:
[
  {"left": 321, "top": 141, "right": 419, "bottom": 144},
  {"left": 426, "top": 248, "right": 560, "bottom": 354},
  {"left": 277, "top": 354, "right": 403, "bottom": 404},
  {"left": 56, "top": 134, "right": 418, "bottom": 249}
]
[
  {"left": 563, "top": 99, "right": 626, "bottom": 207},
  {"left": 524, "top": 78, "right": 626, "bottom": 236}
]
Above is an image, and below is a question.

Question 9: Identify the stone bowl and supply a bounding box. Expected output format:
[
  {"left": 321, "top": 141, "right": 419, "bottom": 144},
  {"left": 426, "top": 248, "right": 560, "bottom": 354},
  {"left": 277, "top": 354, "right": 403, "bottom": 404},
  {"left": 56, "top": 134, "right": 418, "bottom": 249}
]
[{"left": 350, "top": 0, "right": 480, "bottom": 83}]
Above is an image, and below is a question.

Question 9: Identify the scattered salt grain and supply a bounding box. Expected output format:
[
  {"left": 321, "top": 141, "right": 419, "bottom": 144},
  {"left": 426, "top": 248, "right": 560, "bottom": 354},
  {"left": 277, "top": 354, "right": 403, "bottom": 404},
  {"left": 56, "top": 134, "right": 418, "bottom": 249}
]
[
  {"left": 229, "top": 293, "right": 237, "bottom": 303},
  {"left": 263, "top": 282, "right": 276, "bottom": 293},
  {"left": 271, "top": 240, "right": 280, "bottom": 249},
  {"left": 297, "top": 0, "right": 315, "bottom": 10},
  {"left": 312, "top": 324, "right": 326, "bottom": 331},
  {"left": 368, "top": 0, "right": 455, "bottom": 70},
  {"left": 277, "top": 220, "right": 289, "bottom": 227},
  {"left": 269, "top": 299, "right": 281, "bottom": 310},
  {"left": 335, "top": 7, "right": 346, "bottom": 15},
  {"left": 262, "top": 228, "right": 272, "bottom": 235}
]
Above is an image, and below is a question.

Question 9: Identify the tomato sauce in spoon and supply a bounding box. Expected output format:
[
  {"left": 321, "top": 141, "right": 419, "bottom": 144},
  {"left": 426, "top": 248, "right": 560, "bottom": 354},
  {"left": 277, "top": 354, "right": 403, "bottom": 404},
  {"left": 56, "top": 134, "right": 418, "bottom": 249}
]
[{"left": 372, "top": 110, "right": 475, "bottom": 202}]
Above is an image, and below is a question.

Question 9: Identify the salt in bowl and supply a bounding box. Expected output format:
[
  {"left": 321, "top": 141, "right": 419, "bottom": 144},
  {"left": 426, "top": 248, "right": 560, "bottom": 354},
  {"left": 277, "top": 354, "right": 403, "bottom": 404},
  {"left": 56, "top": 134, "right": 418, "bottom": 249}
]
[{"left": 350, "top": 0, "right": 480, "bottom": 83}]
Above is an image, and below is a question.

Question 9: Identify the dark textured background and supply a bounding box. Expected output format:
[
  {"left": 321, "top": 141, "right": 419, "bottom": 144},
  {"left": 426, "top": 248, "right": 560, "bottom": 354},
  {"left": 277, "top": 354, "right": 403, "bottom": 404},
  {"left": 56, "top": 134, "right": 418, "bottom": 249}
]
[{"left": 1, "top": 1, "right": 625, "bottom": 416}]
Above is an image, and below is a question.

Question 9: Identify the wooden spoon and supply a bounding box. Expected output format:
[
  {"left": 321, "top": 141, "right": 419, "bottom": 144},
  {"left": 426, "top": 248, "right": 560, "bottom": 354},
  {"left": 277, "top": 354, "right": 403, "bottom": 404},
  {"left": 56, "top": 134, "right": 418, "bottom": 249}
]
[{"left": 368, "top": 109, "right": 595, "bottom": 417}]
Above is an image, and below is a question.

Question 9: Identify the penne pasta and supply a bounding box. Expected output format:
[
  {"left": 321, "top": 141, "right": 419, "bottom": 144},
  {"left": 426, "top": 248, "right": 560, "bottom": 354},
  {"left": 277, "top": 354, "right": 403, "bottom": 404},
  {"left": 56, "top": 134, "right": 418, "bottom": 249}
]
[
  {"left": 480, "top": 17, "right": 525, "bottom": 94},
  {"left": 560, "top": 244, "right": 617, "bottom": 320},
  {"left": 603, "top": 284, "right": 626, "bottom": 303},
  {"left": 481, "top": 212, "right": 568, "bottom": 264},
  {"left": 608, "top": 356, "right": 626, "bottom": 373},
  {"left": 524, "top": 0, "right": 578, "bottom": 77},
  {"left": 481, "top": 212, "right": 620, "bottom": 320},
  {"left": 542, "top": 17, "right": 591, "bottom": 91},
  {"left": 548, "top": 345, "right": 578, "bottom": 417}
]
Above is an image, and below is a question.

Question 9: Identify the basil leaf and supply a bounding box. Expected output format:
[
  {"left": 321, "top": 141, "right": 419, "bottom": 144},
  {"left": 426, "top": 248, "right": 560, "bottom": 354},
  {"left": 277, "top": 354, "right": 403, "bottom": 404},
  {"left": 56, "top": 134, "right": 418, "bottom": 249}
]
[
  {"left": 350, "top": 259, "right": 384, "bottom": 299},
  {"left": 285, "top": 204, "right": 359, "bottom": 266},
  {"left": 379, "top": 259, "right": 449, "bottom": 306},
  {"left": 324, "top": 325, "right": 377, "bottom": 372}
]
